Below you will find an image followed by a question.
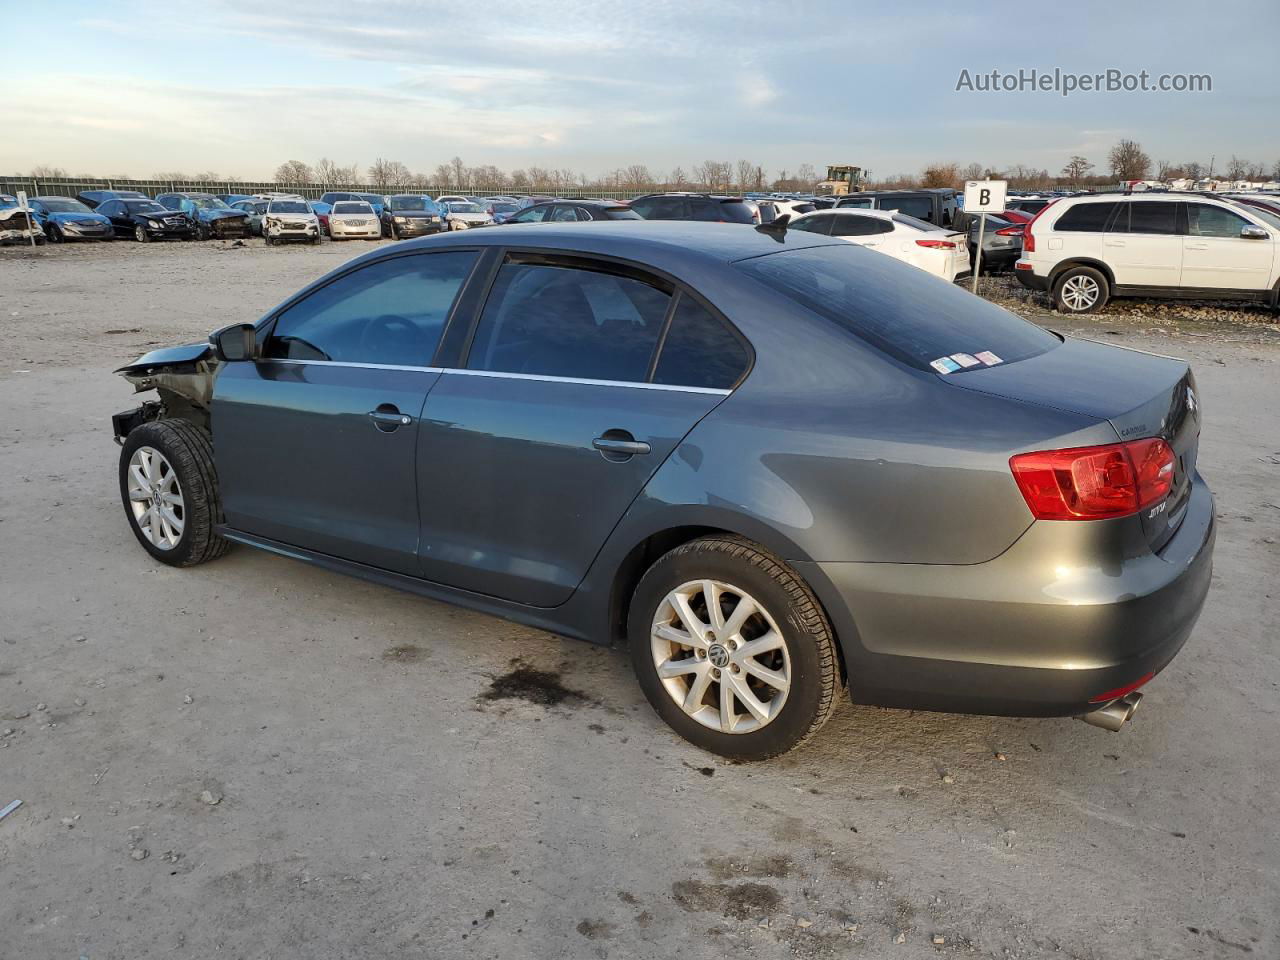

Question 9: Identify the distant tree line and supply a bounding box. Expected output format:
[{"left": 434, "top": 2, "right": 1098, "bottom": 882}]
[{"left": 24, "top": 142, "right": 1280, "bottom": 195}]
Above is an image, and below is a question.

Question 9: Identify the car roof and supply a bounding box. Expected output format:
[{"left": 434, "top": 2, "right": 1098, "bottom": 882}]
[
  {"left": 809, "top": 207, "right": 896, "bottom": 219},
  {"left": 393, "top": 220, "right": 843, "bottom": 263}
]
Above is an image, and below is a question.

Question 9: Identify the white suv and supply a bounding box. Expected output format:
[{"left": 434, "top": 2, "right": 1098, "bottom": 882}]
[
  {"left": 263, "top": 198, "right": 321, "bottom": 245},
  {"left": 1015, "top": 194, "right": 1280, "bottom": 313}
]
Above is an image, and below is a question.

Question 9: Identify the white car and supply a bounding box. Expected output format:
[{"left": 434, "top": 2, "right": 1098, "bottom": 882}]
[
  {"left": 1014, "top": 194, "right": 1280, "bottom": 313},
  {"left": 788, "top": 208, "right": 971, "bottom": 281},
  {"left": 436, "top": 195, "right": 469, "bottom": 205},
  {"left": 443, "top": 201, "right": 494, "bottom": 230},
  {"left": 328, "top": 200, "right": 381, "bottom": 241},
  {"left": 759, "top": 198, "right": 817, "bottom": 222},
  {"left": 263, "top": 198, "right": 321, "bottom": 245}
]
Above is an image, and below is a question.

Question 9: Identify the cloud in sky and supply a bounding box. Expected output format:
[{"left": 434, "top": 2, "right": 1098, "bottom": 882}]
[{"left": 2, "top": 0, "right": 1276, "bottom": 180}]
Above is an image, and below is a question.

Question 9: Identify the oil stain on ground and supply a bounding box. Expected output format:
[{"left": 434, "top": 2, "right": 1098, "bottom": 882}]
[
  {"left": 671, "top": 878, "right": 782, "bottom": 920},
  {"left": 480, "top": 659, "right": 589, "bottom": 708},
  {"left": 381, "top": 644, "right": 424, "bottom": 663}
]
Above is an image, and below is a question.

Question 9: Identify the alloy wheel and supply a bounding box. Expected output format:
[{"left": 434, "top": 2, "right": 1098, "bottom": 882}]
[
  {"left": 650, "top": 579, "right": 791, "bottom": 734},
  {"left": 1061, "top": 275, "right": 1100, "bottom": 311},
  {"left": 126, "top": 446, "right": 185, "bottom": 550}
]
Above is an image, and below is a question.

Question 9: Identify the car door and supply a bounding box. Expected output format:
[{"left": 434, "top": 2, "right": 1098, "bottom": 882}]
[
  {"left": 212, "top": 249, "right": 480, "bottom": 574},
  {"left": 1181, "top": 202, "right": 1274, "bottom": 291},
  {"left": 1104, "top": 200, "right": 1182, "bottom": 287},
  {"left": 414, "top": 254, "right": 737, "bottom": 606},
  {"left": 98, "top": 200, "right": 124, "bottom": 235}
]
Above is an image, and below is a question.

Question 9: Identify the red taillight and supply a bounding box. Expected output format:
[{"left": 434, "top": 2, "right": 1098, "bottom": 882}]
[
  {"left": 1020, "top": 198, "right": 1057, "bottom": 253},
  {"left": 1089, "top": 672, "right": 1154, "bottom": 703},
  {"left": 916, "top": 239, "right": 956, "bottom": 249},
  {"left": 1009, "top": 438, "right": 1175, "bottom": 520},
  {"left": 995, "top": 225, "right": 1022, "bottom": 236}
]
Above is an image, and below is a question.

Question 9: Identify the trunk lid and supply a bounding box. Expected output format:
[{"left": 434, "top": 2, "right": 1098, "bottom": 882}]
[{"left": 945, "top": 336, "right": 1200, "bottom": 550}]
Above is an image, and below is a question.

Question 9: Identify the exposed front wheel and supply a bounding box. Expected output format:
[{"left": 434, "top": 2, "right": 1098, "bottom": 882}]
[
  {"left": 1053, "top": 266, "right": 1109, "bottom": 314},
  {"left": 134, "top": 225, "right": 150, "bottom": 243},
  {"left": 628, "top": 536, "right": 840, "bottom": 760},
  {"left": 119, "top": 420, "right": 230, "bottom": 567}
]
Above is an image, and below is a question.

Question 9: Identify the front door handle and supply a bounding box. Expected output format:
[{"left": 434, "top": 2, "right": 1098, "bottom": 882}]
[
  {"left": 1185, "top": 242, "right": 1209, "bottom": 250},
  {"left": 593, "top": 432, "right": 651, "bottom": 460},
  {"left": 1104, "top": 239, "right": 1126, "bottom": 247},
  {"left": 369, "top": 405, "right": 412, "bottom": 432}
]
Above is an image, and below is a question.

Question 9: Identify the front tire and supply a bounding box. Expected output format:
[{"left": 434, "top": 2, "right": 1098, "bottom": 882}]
[
  {"left": 134, "top": 224, "right": 150, "bottom": 243},
  {"left": 1052, "top": 265, "right": 1109, "bottom": 314},
  {"left": 628, "top": 536, "right": 840, "bottom": 760},
  {"left": 119, "top": 420, "right": 229, "bottom": 567}
]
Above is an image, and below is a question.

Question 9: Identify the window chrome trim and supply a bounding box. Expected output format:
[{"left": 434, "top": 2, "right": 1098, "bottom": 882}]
[{"left": 257, "top": 358, "right": 731, "bottom": 395}]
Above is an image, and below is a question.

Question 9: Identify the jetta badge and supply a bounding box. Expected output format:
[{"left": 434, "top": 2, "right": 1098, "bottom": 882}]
[{"left": 1186, "top": 386, "right": 1198, "bottom": 415}]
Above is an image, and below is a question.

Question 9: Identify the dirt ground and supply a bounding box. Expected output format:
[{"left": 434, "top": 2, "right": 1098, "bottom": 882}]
[{"left": 1, "top": 239, "right": 1277, "bottom": 960}]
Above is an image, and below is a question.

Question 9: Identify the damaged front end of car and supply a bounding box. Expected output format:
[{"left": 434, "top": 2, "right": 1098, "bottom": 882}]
[{"left": 113, "top": 342, "right": 222, "bottom": 442}]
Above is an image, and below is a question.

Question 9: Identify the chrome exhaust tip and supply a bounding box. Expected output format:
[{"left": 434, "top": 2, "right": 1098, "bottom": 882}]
[{"left": 1079, "top": 691, "right": 1144, "bottom": 732}]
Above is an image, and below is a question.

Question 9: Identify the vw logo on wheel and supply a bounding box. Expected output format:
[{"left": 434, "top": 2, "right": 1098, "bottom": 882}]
[{"left": 707, "top": 643, "right": 730, "bottom": 668}]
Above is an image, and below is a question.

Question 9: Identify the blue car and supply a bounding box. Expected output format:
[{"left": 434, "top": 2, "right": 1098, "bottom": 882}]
[{"left": 28, "top": 196, "right": 115, "bottom": 242}]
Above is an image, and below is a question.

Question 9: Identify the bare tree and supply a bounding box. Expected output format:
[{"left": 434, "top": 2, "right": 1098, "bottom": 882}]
[
  {"left": 449, "top": 156, "right": 467, "bottom": 189},
  {"left": 1183, "top": 161, "right": 1204, "bottom": 181},
  {"left": 192, "top": 171, "right": 220, "bottom": 183},
  {"left": 153, "top": 170, "right": 189, "bottom": 181},
  {"left": 314, "top": 157, "right": 341, "bottom": 185},
  {"left": 30, "top": 165, "right": 68, "bottom": 178},
  {"left": 795, "top": 163, "right": 817, "bottom": 187},
  {"left": 1225, "top": 156, "right": 1247, "bottom": 180},
  {"left": 668, "top": 166, "right": 689, "bottom": 190},
  {"left": 1272, "top": 159, "right": 1280, "bottom": 182},
  {"left": 694, "top": 160, "right": 732, "bottom": 191},
  {"left": 1246, "top": 161, "right": 1266, "bottom": 181},
  {"left": 1061, "top": 155, "right": 1093, "bottom": 186},
  {"left": 921, "top": 162, "right": 960, "bottom": 188},
  {"left": 960, "top": 162, "right": 985, "bottom": 182},
  {"left": 275, "top": 160, "right": 314, "bottom": 183},
  {"left": 735, "top": 159, "right": 756, "bottom": 191},
  {"left": 1108, "top": 140, "right": 1150, "bottom": 180},
  {"left": 621, "top": 164, "right": 654, "bottom": 193},
  {"left": 335, "top": 162, "right": 361, "bottom": 184}
]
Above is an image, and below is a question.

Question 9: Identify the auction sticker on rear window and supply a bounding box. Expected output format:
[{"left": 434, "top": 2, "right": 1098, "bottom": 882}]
[
  {"left": 975, "top": 350, "right": 1003, "bottom": 366},
  {"left": 950, "top": 353, "right": 981, "bottom": 368},
  {"left": 930, "top": 356, "right": 962, "bottom": 374}
]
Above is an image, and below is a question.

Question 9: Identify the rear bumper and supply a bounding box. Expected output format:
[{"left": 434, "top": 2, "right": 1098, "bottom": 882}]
[
  {"left": 797, "top": 475, "right": 1215, "bottom": 717},
  {"left": 1014, "top": 261, "right": 1051, "bottom": 291}
]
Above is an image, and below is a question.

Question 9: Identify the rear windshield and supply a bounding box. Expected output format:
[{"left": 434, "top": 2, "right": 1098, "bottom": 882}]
[
  {"left": 735, "top": 245, "right": 1057, "bottom": 372},
  {"left": 605, "top": 207, "right": 641, "bottom": 220},
  {"left": 876, "top": 196, "right": 933, "bottom": 220}
]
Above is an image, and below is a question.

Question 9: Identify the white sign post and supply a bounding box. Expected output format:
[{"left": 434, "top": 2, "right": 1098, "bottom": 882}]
[
  {"left": 963, "top": 179, "right": 1007, "bottom": 293},
  {"left": 16, "top": 190, "right": 36, "bottom": 249}
]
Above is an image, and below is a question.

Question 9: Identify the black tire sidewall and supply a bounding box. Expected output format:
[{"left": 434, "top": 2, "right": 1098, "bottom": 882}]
[
  {"left": 1053, "top": 266, "right": 1108, "bottom": 314},
  {"left": 628, "top": 540, "right": 831, "bottom": 760},
  {"left": 118, "top": 422, "right": 216, "bottom": 567}
]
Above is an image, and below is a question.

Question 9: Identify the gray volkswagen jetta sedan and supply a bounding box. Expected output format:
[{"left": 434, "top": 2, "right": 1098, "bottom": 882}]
[{"left": 112, "top": 221, "right": 1214, "bottom": 759}]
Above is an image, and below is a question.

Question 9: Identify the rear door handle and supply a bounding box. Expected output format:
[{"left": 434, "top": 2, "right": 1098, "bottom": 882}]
[
  {"left": 593, "top": 434, "right": 651, "bottom": 459},
  {"left": 369, "top": 405, "right": 412, "bottom": 432},
  {"left": 1104, "top": 239, "right": 1126, "bottom": 247}
]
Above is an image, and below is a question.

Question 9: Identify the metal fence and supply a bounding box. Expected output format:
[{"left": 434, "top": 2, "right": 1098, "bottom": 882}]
[{"left": 1, "top": 175, "right": 632, "bottom": 202}]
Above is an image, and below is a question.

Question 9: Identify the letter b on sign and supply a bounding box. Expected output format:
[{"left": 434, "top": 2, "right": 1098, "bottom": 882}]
[{"left": 964, "top": 180, "right": 1007, "bottom": 214}]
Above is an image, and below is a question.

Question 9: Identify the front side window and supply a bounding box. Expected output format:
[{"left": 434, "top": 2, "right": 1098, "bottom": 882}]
[
  {"left": 468, "top": 261, "right": 671, "bottom": 382},
  {"left": 264, "top": 252, "right": 477, "bottom": 366},
  {"left": 549, "top": 205, "right": 579, "bottom": 222},
  {"left": 653, "top": 295, "right": 749, "bottom": 389},
  {"left": 1185, "top": 203, "right": 1251, "bottom": 238},
  {"left": 511, "top": 206, "right": 548, "bottom": 223}
]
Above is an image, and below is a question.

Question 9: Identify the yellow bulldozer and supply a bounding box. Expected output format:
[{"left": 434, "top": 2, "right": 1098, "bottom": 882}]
[{"left": 815, "top": 165, "right": 864, "bottom": 196}]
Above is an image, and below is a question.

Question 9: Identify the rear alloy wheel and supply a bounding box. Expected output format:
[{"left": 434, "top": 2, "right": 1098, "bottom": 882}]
[
  {"left": 629, "top": 536, "right": 840, "bottom": 760},
  {"left": 134, "top": 224, "right": 149, "bottom": 243},
  {"left": 1053, "top": 266, "right": 1109, "bottom": 314},
  {"left": 119, "top": 420, "right": 229, "bottom": 567}
]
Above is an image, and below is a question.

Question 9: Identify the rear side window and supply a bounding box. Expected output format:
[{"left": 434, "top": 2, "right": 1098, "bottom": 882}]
[
  {"left": 264, "top": 252, "right": 477, "bottom": 365},
  {"left": 1185, "top": 203, "right": 1250, "bottom": 238},
  {"left": 512, "top": 206, "right": 548, "bottom": 223},
  {"left": 548, "top": 205, "right": 579, "bottom": 222},
  {"left": 1053, "top": 202, "right": 1117, "bottom": 232},
  {"left": 717, "top": 201, "right": 756, "bottom": 224},
  {"left": 831, "top": 215, "right": 892, "bottom": 237},
  {"left": 468, "top": 261, "right": 671, "bottom": 382},
  {"left": 605, "top": 207, "right": 641, "bottom": 220},
  {"left": 878, "top": 196, "right": 934, "bottom": 221},
  {"left": 632, "top": 196, "right": 685, "bottom": 219},
  {"left": 1115, "top": 201, "right": 1178, "bottom": 235},
  {"left": 653, "top": 295, "right": 750, "bottom": 389},
  {"left": 736, "top": 245, "right": 1057, "bottom": 372},
  {"left": 790, "top": 214, "right": 835, "bottom": 235}
]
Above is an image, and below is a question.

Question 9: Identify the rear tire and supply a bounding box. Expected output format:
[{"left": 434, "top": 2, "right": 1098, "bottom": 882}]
[
  {"left": 119, "top": 420, "right": 230, "bottom": 567},
  {"left": 1052, "top": 265, "right": 1109, "bottom": 314},
  {"left": 628, "top": 536, "right": 840, "bottom": 760}
]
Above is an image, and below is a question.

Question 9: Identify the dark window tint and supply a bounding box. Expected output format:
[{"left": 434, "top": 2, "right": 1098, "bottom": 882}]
[
  {"left": 736, "top": 245, "right": 1057, "bottom": 371},
  {"left": 264, "top": 252, "right": 476, "bottom": 365},
  {"left": 632, "top": 196, "right": 685, "bottom": 219},
  {"left": 836, "top": 197, "right": 873, "bottom": 208},
  {"left": 605, "top": 207, "right": 641, "bottom": 220},
  {"left": 831, "top": 215, "right": 892, "bottom": 237},
  {"left": 716, "top": 201, "right": 756, "bottom": 224},
  {"left": 691, "top": 199, "right": 722, "bottom": 221},
  {"left": 511, "top": 206, "right": 548, "bottom": 223},
  {"left": 877, "top": 195, "right": 934, "bottom": 221},
  {"left": 468, "top": 262, "right": 670, "bottom": 382},
  {"left": 549, "top": 205, "right": 579, "bottom": 222},
  {"left": 1119, "top": 201, "right": 1178, "bottom": 235},
  {"left": 1185, "top": 203, "right": 1250, "bottom": 238},
  {"left": 790, "top": 214, "right": 835, "bottom": 235},
  {"left": 653, "top": 295, "right": 749, "bottom": 389},
  {"left": 1054, "top": 202, "right": 1118, "bottom": 232}
]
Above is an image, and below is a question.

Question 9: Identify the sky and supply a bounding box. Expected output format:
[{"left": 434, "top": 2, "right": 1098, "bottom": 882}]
[{"left": 3, "top": 0, "right": 1277, "bottom": 183}]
